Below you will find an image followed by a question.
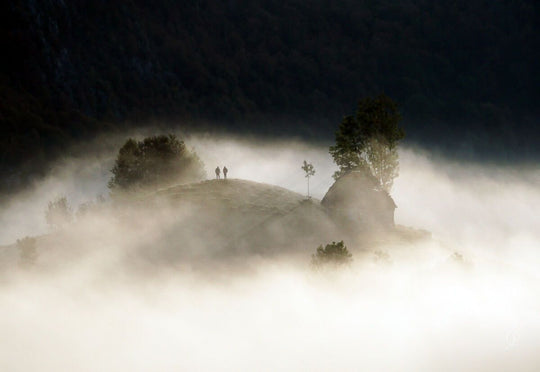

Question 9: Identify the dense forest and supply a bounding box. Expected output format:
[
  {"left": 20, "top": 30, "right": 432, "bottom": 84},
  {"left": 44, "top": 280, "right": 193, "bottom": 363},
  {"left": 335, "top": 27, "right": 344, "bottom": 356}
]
[{"left": 1, "top": 0, "right": 538, "bottom": 190}]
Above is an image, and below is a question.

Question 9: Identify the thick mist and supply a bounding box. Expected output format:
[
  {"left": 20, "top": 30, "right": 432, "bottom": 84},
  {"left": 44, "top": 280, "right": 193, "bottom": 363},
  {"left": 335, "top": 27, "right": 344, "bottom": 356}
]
[{"left": 1, "top": 133, "right": 539, "bottom": 371}]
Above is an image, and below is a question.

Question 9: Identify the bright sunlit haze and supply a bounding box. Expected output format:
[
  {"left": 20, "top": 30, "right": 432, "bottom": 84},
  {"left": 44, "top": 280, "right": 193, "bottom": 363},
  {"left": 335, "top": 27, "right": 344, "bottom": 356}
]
[{"left": 0, "top": 131, "right": 539, "bottom": 371}]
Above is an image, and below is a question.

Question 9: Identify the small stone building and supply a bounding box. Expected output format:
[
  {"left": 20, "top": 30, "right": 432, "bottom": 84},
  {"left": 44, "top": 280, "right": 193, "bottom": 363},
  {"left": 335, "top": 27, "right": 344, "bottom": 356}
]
[{"left": 321, "top": 171, "right": 396, "bottom": 231}]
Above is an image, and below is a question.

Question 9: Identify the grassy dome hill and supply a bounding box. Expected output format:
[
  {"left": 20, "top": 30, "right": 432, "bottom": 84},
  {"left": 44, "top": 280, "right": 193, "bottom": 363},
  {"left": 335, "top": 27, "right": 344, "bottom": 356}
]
[
  {"left": 155, "top": 178, "right": 307, "bottom": 214},
  {"left": 142, "top": 178, "right": 340, "bottom": 258},
  {"left": 0, "top": 179, "right": 329, "bottom": 271},
  {"left": 0, "top": 179, "right": 432, "bottom": 272},
  {"left": 145, "top": 178, "right": 426, "bottom": 258}
]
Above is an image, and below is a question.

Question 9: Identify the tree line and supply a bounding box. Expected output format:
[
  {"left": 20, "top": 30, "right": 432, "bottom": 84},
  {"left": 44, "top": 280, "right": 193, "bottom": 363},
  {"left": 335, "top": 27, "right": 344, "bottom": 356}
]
[{"left": 1, "top": 0, "right": 538, "bottom": 195}]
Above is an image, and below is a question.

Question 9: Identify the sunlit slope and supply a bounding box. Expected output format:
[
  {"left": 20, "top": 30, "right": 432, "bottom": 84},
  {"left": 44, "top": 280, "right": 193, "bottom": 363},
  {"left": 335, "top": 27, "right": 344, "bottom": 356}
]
[
  {"left": 145, "top": 179, "right": 340, "bottom": 258},
  {"left": 0, "top": 178, "right": 429, "bottom": 272},
  {"left": 0, "top": 179, "right": 338, "bottom": 270},
  {"left": 157, "top": 179, "right": 306, "bottom": 214}
]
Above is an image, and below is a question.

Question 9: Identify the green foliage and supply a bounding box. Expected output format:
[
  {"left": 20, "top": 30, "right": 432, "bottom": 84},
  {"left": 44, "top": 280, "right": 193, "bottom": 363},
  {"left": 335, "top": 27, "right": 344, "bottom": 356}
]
[
  {"left": 329, "top": 115, "right": 370, "bottom": 178},
  {"left": 311, "top": 241, "right": 353, "bottom": 268},
  {"left": 45, "top": 196, "right": 73, "bottom": 230},
  {"left": 108, "top": 134, "right": 205, "bottom": 193},
  {"left": 301, "top": 160, "right": 315, "bottom": 178},
  {"left": 365, "top": 136, "right": 400, "bottom": 193},
  {"left": 17, "top": 237, "right": 37, "bottom": 268},
  {"left": 329, "top": 95, "right": 405, "bottom": 192}
]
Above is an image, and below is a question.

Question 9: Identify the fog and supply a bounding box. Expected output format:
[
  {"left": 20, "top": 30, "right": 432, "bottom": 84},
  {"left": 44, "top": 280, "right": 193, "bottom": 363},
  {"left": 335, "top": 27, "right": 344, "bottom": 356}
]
[{"left": 1, "top": 132, "right": 539, "bottom": 371}]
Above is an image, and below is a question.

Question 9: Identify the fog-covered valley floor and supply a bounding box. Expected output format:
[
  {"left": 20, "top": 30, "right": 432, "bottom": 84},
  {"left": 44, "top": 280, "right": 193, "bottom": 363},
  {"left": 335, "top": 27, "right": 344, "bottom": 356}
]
[{"left": 1, "top": 133, "right": 539, "bottom": 371}]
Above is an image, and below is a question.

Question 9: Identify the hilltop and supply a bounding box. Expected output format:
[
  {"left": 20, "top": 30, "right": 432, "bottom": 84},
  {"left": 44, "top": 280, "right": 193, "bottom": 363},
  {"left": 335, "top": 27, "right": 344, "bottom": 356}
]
[{"left": 156, "top": 179, "right": 307, "bottom": 215}]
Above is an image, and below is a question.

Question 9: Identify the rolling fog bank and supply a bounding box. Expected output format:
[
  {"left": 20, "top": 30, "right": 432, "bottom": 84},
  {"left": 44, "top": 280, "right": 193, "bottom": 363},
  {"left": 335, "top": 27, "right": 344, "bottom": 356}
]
[{"left": 0, "top": 133, "right": 539, "bottom": 371}]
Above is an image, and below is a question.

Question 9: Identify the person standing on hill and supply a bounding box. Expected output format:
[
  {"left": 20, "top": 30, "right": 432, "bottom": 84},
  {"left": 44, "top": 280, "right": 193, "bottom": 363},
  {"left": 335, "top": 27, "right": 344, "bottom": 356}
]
[
  {"left": 215, "top": 166, "right": 221, "bottom": 179},
  {"left": 223, "top": 166, "right": 228, "bottom": 179}
]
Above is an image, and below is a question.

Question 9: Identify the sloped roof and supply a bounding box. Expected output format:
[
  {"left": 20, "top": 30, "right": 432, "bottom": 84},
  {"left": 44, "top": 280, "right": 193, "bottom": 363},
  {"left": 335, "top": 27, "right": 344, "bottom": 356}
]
[{"left": 321, "top": 171, "right": 397, "bottom": 210}]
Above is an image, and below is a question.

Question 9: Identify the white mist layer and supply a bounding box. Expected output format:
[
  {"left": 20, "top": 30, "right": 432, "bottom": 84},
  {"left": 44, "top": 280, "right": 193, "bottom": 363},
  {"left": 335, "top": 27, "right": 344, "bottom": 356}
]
[
  {"left": 2, "top": 259, "right": 539, "bottom": 371},
  {"left": 1, "top": 134, "right": 539, "bottom": 371}
]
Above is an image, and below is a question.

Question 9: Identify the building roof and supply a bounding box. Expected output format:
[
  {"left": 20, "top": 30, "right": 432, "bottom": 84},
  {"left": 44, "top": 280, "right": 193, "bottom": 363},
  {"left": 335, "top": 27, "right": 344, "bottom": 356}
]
[{"left": 321, "top": 171, "right": 397, "bottom": 210}]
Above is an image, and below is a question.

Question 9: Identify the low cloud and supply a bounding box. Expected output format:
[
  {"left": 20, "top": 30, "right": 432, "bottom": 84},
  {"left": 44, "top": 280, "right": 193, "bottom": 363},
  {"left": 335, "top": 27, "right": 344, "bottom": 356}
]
[{"left": 0, "top": 132, "right": 539, "bottom": 371}]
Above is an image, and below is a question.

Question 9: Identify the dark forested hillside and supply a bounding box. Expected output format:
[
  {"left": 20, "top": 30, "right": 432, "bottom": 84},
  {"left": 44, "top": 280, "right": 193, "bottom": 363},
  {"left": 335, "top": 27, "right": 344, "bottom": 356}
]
[{"left": 1, "top": 0, "right": 538, "bottom": 189}]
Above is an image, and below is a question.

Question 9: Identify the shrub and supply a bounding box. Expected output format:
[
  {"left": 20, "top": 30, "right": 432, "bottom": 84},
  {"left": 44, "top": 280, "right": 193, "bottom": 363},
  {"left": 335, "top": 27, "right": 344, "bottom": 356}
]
[{"left": 311, "top": 240, "right": 353, "bottom": 268}]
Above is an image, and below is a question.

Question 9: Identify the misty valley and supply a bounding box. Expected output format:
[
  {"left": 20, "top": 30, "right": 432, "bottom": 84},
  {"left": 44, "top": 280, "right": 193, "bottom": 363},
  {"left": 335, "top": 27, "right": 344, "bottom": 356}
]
[
  {"left": 2, "top": 0, "right": 539, "bottom": 370},
  {"left": 0, "top": 131, "right": 539, "bottom": 371}
]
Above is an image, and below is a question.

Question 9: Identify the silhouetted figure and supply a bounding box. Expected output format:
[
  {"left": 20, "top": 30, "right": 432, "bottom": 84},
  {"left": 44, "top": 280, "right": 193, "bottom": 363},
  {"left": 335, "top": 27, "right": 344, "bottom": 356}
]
[
  {"left": 223, "top": 166, "right": 228, "bottom": 179},
  {"left": 215, "top": 166, "right": 221, "bottom": 179}
]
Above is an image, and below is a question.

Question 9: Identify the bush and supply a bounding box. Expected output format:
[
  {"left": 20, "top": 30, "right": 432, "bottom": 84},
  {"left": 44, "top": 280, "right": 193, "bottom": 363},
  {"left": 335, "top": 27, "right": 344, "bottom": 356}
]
[{"left": 311, "top": 240, "right": 353, "bottom": 268}]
